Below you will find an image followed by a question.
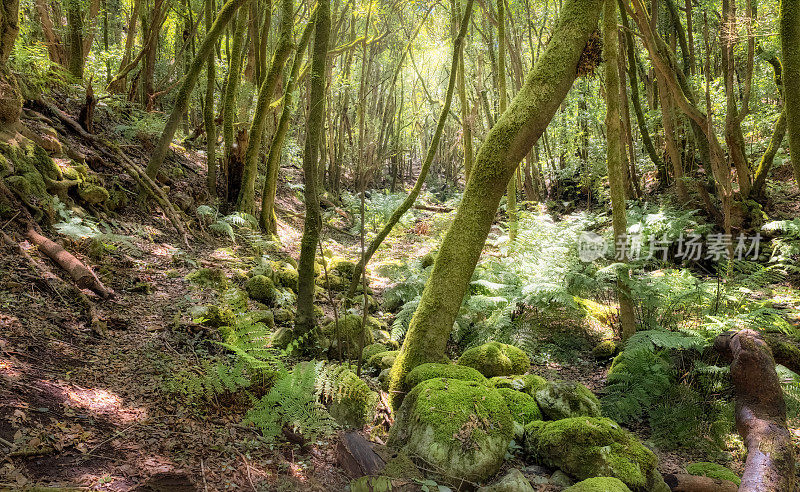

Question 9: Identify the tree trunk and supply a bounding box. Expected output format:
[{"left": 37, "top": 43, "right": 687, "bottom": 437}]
[
  {"left": 259, "top": 9, "right": 316, "bottom": 232},
  {"left": 345, "top": 0, "right": 474, "bottom": 299},
  {"left": 752, "top": 111, "right": 787, "bottom": 198},
  {"left": 0, "top": 0, "right": 20, "bottom": 125},
  {"left": 714, "top": 330, "right": 795, "bottom": 491},
  {"left": 145, "top": 0, "right": 248, "bottom": 180},
  {"left": 293, "top": 0, "right": 330, "bottom": 345},
  {"left": 387, "top": 0, "right": 603, "bottom": 408},
  {"left": 204, "top": 0, "right": 217, "bottom": 195},
  {"left": 235, "top": 0, "right": 293, "bottom": 214},
  {"left": 781, "top": 0, "right": 800, "bottom": 188},
  {"left": 65, "top": 0, "right": 85, "bottom": 79},
  {"left": 222, "top": 9, "right": 246, "bottom": 198}
]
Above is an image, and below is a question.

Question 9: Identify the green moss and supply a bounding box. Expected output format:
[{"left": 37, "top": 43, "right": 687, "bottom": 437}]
[
  {"left": 367, "top": 350, "right": 398, "bottom": 371},
  {"left": 348, "top": 476, "right": 397, "bottom": 492},
  {"left": 564, "top": 477, "right": 632, "bottom": 492},
  {"left": 326, "top": 366, "right": 377, "bottom": 429},
  {"left": 196, "top": 304, "right": 234, "bottom": 328},
  {"left": 534, "top": 381, "right": 601, "bottom": 420},
  {"left": 405, "top": 362, "right": 487, "bottom": 390},
  {"left": 330, "top": 258, "right": 357, "bottom": 278},
  {"left": 591, "top": 340, "right": 621, "bottom": 359},
  {"left": 489, "top": 374, "right": 548, "bottom": 395},
  {"left": 388, "top": 378, "right": 513, "bottom": 483},
  {"left": 480, "top": 468, "right": 534, "bottom": 491},
  {"left": 271, "top": 260, "right": 299, "bottom": 291},
  {"left": 322, "top": 314, "right": 374, "bottom": 356},
  {"left": 274, "top": 307, "right": 295, "bottom": 325},
  {"left": 685, "top": 462, "right": 740, "bottom": 485},
  {"left": 244, "top": 275, "right": 277, "bottom": 305},
  {"left": 362, "top": 343, "right": 390, "bottom": 362},
  {"left": 420, "top": 252, "right": 436, "bottom": 268},
  {"left": 186, "top": 267, "right": 229, "bottom": 289},
  {"left": 458, "top": 342, "right": 530, "bottom": 377},
  {"left": 524, "top": 417, "right": 668, "bottom": 492},
  {"left": 382, "top": 452, "right": 423, "bottom": 480},
  {"left": 77, "top": 183, "right": 110, "bottom": 205},
  {"left": 496, "top": 388, "right": 543, "bottom": 425}
]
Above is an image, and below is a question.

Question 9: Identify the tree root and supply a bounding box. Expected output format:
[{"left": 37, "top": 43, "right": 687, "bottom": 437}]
[
  {"left": 714, "top": 329, "right": 795, "bottom": 492},
  {"left": 38, "top": 99, "right": 190, "bottom": 247}
]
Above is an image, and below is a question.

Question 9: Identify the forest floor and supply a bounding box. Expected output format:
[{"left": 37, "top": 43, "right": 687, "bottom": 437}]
[{"left": 2, "top": 97, "right": 800, "bottom": 490}]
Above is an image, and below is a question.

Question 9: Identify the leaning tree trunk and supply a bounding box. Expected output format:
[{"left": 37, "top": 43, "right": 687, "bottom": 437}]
[
  {"left": 345, "top": 0, "right": 474, "bottom": 299},
  {"left": 387, "top": 0, "right": 603, "bottom": 408},
  {"left": 604, "top": 0, "right": 636, "bottom": 341},
  {"left": 714, "top": 330, "right": 795, "bottom": 491},
  {"left": 145, "top": 0, "right": 248, "bottom": 180},
  {"left": 781, "top": 0, "right": 800, "bottom": 188},
  {"left": 293, "top": 0, "right": 330, "bottom": 346},
  {"left": 259, "top": 9, "right": 316, "bottom": 233},
  {"left": 235, "top": 0, "right": 293, "bottom": 214}
]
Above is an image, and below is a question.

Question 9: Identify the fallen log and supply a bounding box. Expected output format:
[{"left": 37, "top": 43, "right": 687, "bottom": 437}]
[
  {"left": 412, "top": 204, "right": 453, "bottom": 213},
  {"left": 714, "top": 329, "right": 795, "bottom": 492},
  {"left": 26, "top": 228, "right": 113, "bottom": 298},
  {"left": 664, "top": 473, "right": 738, "bottom": 492}
]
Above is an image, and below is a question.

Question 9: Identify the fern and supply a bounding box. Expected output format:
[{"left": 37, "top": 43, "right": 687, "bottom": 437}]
[
  {"left": 624, "top": 329, "right": 705, "bottom": 353},
  {"left": 602, "top": 348, "right": 674, "bottom": 423}
]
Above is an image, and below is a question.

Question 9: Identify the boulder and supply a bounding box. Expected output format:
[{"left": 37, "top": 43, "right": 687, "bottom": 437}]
[
  {"left": 458, "top": 342, "right": 530, "bottom": 377},
  {"left": 685, "top": 462, "right": 740, "bottom": 485},
  {"left": 524, "top": 417, "right": 669, "bottom": 492},
  {"left": 244, "top": 275, "right": 277, "bottom": 305},
  {"left": 534, "top": 381, "right": 601, "bottom": 420},
  {"left": 405, "top": 363, "right": 488, "bottom": 390},
  {"left": 322, "top": 314, "right": 374, "bottom": 357},
  {"left": 563, "top": 477, "right": 632, "bottom": 492},
  {"left": 325, "top": 366, "right": 378, "bottom": 429},
  {"left": 361, "top": 343, "right": 390, "bottom": 363},
  {"left": 367, "top": 351, "right": 398, "bottom": 372},
  {"left": 496, "top": 388, "right": 543, "bottom": 426},
  {"left": 271, "top": 261, "right": 299, "bottom": 291},
  {"left": 489, "top": 374, "right": 548, "bottom": 395},
  {"left": 477, "top": 468, "right": 534, "bottom": 492},
  {"left": 388, "top": 378, "right": 513, "bottom": 484},
  {"left": 591, "top": 340, "right": 621, "bottom": 360}
]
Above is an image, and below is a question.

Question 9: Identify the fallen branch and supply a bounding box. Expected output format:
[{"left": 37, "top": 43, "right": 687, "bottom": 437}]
[
  {"left": 26, "top": 228, "right": 113, "bottom": 298},
  {"left": 664, "top": 473, "right": 738, "bottom": 492},
  {"left": 413, "top": 204, "right": 453, "bottom": 213},
  {"left": 714, "top": 329, "right": 795, "bottom": 492}
]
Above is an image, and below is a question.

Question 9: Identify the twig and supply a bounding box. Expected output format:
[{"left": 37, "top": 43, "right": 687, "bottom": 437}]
[{"left": 200, "top": 457, "right": 209, "bottom": 492}]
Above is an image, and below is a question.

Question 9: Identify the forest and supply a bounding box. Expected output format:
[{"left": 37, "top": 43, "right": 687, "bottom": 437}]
[{"left": 1, "top": 0, "right": 800, "bottom": 488}]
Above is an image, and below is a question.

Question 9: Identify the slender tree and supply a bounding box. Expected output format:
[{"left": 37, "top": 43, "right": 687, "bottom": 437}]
[
  {"left": 387, "top": 0, "right": 603, "bottom": 408},
  {"left": 235, "top": 0, "right": 293, "bottom": 214},
  {"left": 145, "top": 0, "right": 249, "bottom": 180},
  {"left": 346, "top": 0, "right": 475, "bottom": 298},
  {"left": 204, "top": 0, "right": 217, "bottom": 195},
  {"left": 293, "top": 0, "right": 330, "bottom": 345},
  {"left": 0, "top": 0, "right": 20, "bottom": 124}
]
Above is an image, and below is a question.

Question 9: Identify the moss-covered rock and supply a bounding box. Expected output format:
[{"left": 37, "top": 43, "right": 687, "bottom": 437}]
[
  {"left": 195, "top": 304, "right": 234, "bottom": 328},
  {"left": 349, "top": 476, "right": 417, "bottom": 492},
  {"left": 382, "top": 452, "right": 423, "bottom": 480},
  {"left": 524, "top": 417, "right": 669, "bottom": 492},
  {"left": 186, "top": 267, "right": 228, "bottom": 289},
  {"left": 322, "top": 314, "right": 374, "bottom": 357},
  {"left": 250, "top": 310, "right": 275, "bottom": 329},
  {"left": 476, "top": 468, "right": 534, "bottom": 492},
  {"left": 458, "top": 342, "right": 530, "bottom": 377},
  {"left": 244, "top": 275, "right": 277, "bottom": 305},
  {"left": 274, "top": 307, "right": 295, "bottom": 325},
  {"left": 325, "top": 365, "right": 378, "bottom": 429},
  {"left": 330, "top": 258, "right": 357, "bottom": 278},
  {"left": 362, "top": 343, "right": 390, "bottom": 362},
  {"left": 77, "top": 183, "right": 109, "bottom": 205},
  {"left": 367, "top": 350, "right": 398, "bottom": 372},
  {"left": 420, "top": 252, "right": 437, "bottom": 269},
  {"left": 271, "top": 261, "right": 299, "bottom": 291},
  {"left": 405, "top": 363, "right": 488, "bottom": 390},
  {"left": 388, "top": 378, "right": 513, "bottom": 484},
  {"left": 563, "top": 477, "right": 632, "bottom": 492},
  {"left": 496, "top": 388, "right": 543, "bottom": 425},
  {"left": 489, "top": 374, "right": 548, "bottom": 395},
  {"left": 372, "top": 329, "right": 399, "bottom": 348},
  {"left": 685, "top": 462, "right": 740, "bottom": 485},
  {"left": 534, "top": 381, "right": 601, "bottom": 420},
  {"left": 591, "top": 340, "right": 621, "bottom": 360}
]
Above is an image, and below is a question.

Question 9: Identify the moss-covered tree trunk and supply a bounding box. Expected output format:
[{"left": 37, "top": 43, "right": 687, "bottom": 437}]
[
  {"left": 235, "top": 0, "right": 293, "bottom": 214},
  {"left": 604, "top": 0, "right": 636, "bottom": 341},
  {"left": 145, "top": 0, "right": 248, "bottom": 180},
  {"left": 345, "top": 0, "right": 474, "bottom": 299},
  {"left": 65, "top": 0, "right": 85, "bottom": 79},
  {"left": 0, "top": 0, "right": 20, "bottom": 125},
  {"left": 259, "top": 9, "right": 316, "bottom": 233},
  {"left": 782, "top": 0, "right": 800, "bottom": 187},
  {"left": 293, "top": 0, "right": 330, "bottom": 343},
  {"left": 498, "top": 0, "right": 517, "bottom": 242},
  {"left": 204, "top": 0, "right": 217, "bottom": 195},
  {"left": 222, "top": 9, "right": 246, "bottom": 196},
  {"left": 388, "top": 0, "right": 603, "bottom": 408},
  {"left": 456, "top": 0, "right": 473, "bottom": 182}
]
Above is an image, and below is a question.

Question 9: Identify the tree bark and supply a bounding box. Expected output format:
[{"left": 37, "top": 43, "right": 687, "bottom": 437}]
[
  {"left": 293, "top": 0, "right": 330, "bottom": 344},
  {"left": 781, "top": 0, "right": 800, "bottom": 188},
  {"left": 235, "top": 0, "right": 293, "bottom": 214},
  {"left": 714, "top": 330, "right": 795, "bottom": 492},
  {"left": 204, "top": 0, "right": 217, "bottom": 195},
  {"left": 222, "top": 8, "right": 246, "bottom": 197},
  {"left": 387, "top": 0, "right": 603, "bottom": 408},
  {"left": 145, "top": 0, "right": 248, "bottom": 180}
]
